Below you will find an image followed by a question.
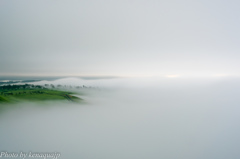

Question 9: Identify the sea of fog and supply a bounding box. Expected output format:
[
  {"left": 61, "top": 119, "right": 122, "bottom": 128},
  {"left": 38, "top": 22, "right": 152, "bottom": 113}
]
[{"left": 1, "top": 77, "right": 240, "bottom": 159}]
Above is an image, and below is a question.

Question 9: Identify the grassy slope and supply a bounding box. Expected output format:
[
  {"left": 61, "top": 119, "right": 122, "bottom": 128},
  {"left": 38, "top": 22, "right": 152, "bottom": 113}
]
[
  {"left": 0, "top": 89, "right": 81, "bottom": 103},
  {"left": 0, "top": 96, "right": 9, "bottom": 102}
]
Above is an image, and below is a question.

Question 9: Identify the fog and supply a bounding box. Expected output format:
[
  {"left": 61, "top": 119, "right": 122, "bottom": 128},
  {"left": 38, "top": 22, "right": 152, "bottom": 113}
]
[
  {"left": 1, "top": 0, "right": 240, "bottom": 158},
  {"left": 1, "top": 0, "right": 240, "bottom": 76},
  {"left": 1, "top": 77, "right": 240, "bottom": 159}
]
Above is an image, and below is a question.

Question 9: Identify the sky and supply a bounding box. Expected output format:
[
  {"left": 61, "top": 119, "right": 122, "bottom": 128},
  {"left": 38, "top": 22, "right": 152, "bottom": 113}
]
[{"left": 0, "top": 0, "right": 240, "bottom": 77}]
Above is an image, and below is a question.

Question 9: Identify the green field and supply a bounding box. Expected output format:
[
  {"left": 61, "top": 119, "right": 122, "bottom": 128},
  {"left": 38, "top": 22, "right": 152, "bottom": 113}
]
[
  {"left": 0, "top": 96, "right": 9, "bottom": 102},
  {"left": 0, "top": 85, "right": 82, "bottom": 103}
]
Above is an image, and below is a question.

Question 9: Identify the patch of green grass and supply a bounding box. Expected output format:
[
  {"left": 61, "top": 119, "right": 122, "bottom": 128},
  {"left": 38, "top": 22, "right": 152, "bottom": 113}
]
[
  {"left": 0, "top": 88, "right": 82, "bottom": 103},
  {"left": 0, "top": 96, "right": 9, "bottom": 103}
]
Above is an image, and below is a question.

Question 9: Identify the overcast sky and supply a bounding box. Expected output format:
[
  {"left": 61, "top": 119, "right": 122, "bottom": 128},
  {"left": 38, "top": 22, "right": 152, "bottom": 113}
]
[{"left": 0, "top": 0, "right": 240, "bottom": 77}]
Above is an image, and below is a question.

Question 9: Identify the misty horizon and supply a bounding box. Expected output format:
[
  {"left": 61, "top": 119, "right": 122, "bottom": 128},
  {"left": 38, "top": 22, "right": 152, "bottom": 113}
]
[{"left": 1, "top": 0, "right": 240, "bottom": 158}]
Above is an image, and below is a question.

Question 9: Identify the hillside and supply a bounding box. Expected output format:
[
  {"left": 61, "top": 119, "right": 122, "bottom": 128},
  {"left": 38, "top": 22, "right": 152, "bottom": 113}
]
[{"left": 0, "top": 84, "right": 82, "bottom": 103}]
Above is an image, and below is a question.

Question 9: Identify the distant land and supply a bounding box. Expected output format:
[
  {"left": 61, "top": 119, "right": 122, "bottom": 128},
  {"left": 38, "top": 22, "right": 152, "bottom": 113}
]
[
  {"left": 0, "top": 75, "right": 119, "bottom": 81},
  {"left": 0, "top": 84, "right": 82, "bottom": 104}
]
